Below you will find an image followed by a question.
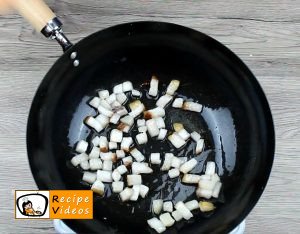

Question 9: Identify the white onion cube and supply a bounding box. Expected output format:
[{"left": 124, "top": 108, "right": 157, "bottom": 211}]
[
  {"left": 196, "top": 139, "right": 204, "bottom": 154},
  {"left": 139, "top": 184, "right": 149, "bottom": 198},
  {"left": 155, "top": 117, "right": 165, "bottom": 129},
  {"left": 183, "top": 101, "right": 203, "bottom": 112},
  {"left": 127, "top": 174, "right": 142, "bottom": 186},
  {"left": 152, "top": 199, "right": 163, "bottom": 215},
  {"left": 95, "top": 114, "right": 109, "bottom": 128},
  {"left": 116, "top": 93, "right": 127, "bottom": 104},
  {"left": 185, "top": 200, "right": 199, "bottom": 211},
  {"left": 132, "top": 162, "right": 153, "bottom": 174},
  {"left": 102, "top": 160, "right": 113, "bottom": 171},
  {"left": 110, "top": 129, "right": 123, "bottom": 143},
  {"left": 82, "top": 172, "right": 97, "bottom": 184},
  {"left": 85, "top": 116, "right": 103, "bottom": 132},
  {"left": 175, "top": 201, "right": 193, "bottom": 220},
  {"left": 138, "top": 126, "right": 148, "bottom": 133},
  {"left": 112, "top": 181, "right": 124, "bottom": 193},
  {"left": 106, "top": 93, "right": 117, "bottom": 104},
  {"left": 120, "top": 137, "right": 133, "bottom": 152},
  {"left": 97, "top": 105, "right": 113, "bottom": 117},
  {"left": 156, "top": 94, "right": 173, "bottom": 108},
  {"left": 150, "top": 153, "right": 161, "bottom": 165},
  {"left": 112, "top": 169, "right": 121, "bottom": 181},
  {"left": 136, "top": 132, "right": 148, "bottom": 145},
  {"left": 168, "top": 132, "right": 186, "bottom": 148},
  {"left": 122, "top": 156, "right": 133, "bottom": 167},
  {"left": 120, "top": 115, "right": 134, "bottom": 126},
  {"left": 109, "top": 142, "right": 118, "bottom": 150},
  {"left": 120, "top": 187, "right": 133, "bottom": 202},
  {"left": 168, "top": 168, "right": 180, "bottom": 178},
  {"left": 91, "top": 136, "right": 101, "bottom": 147},
  {"left": 91, "top": 180, "right": 105, "bottom": 196},
  {"left": 71, "top": 153, "right": 88, "bottom": 166},
  {"left": 149, "top": 75, "right": 159, "bottom": 97},
  {"left": 182, "top": 174, "right": 201, "bottom": 184},
  {"left": 171, "top": 157, "right": 182, "bottom": 169},
  {"left": 110, "top": 113, "right": 121, "bottom": 124},
  {"left": 180, "top": 158, "right": 198, "bottom": 174},
  {"left": 98, "top": 90, "right": 109, "bottom": 99},
  {"left": 172, "top": 98, "right": 183, "bottom": 108},
  {"left": 178, "top": 128, "right": 190, "bottom": 141},
  {"left": 75, "top": 140, "right": 88, "bottom": 153},
  {"left": 130, "top": 148, "right": 145, "bottom": 162},
  {"left": 163, "top": 201, "right": 173, "bottom": 212},
  {"left": 89, "top": 97, "right": 100, "bottom": 108},
  {"left": 146, "top": 119, "right": 160, "bottom": 137},
  {"left": 205, "top": 161, "right": 216, "bottom": 175},
  {"left": 161, "top": 153, "right": 174, "bottom": 171},
  {"left": 89, "top": 158, "right": 103, "bottom": 170},
  {"left": 191, "top": 131, "right": 201, "bottom": 141},
  {"left": 116, "top": 150, "right": 125, "bottom": 159},
  {"left": 157, "top": 129, "right": 167, "bottom": 140},
  {"left": 97, "top": 170, "right": 112, "bottom": 183},
  {"left": 147, "top": 217, "right": 166, "bottom": 234},
  {"left": 196, "top": 188, "right": 212, "bottom": 199},
  {"left": 172, "top": 210, "right": 183, "bottom": 221},
  {"left": 122, "top": 81, "right": 133, "bottom": 92},
  {"left": 144, "top": 107, "right": 165, "bottom": 119},
  {"left": 80, "top": 160, "right": 90, "bottom": 170},
  {"left": 212, "top": 181, "right": 222, "bottom": 198},
  {"left": 99, "top": 136, "right": 108, "bottom": 152},
  {"left": 159, "top": 213, "right": 175, "bottom": 227},
  {"left": 166, "top": 80, "right": 180, "bottom": 95},
  {"left": 113, "top": 83, "right": 123, "bottom": 94},
  {"left": 132, "top": 89, "right": 141, "bottom": 97},
  {"left": 117, "top": 165, "right": 128, "bottom": 175},
  {"left": 130, "top": 185, "right": 140, "bottom": 201}
]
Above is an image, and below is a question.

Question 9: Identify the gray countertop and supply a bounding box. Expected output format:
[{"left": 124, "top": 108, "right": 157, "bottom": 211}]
[{"left": 0, "top": 0, "right": 299, "bottom": 233}]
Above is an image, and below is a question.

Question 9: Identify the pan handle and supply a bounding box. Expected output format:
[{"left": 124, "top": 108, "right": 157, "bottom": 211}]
[{"left": 10, "top": 0, "right": 73, "bottom": 51}]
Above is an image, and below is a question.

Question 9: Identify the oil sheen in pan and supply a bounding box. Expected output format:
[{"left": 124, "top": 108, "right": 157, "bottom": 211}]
[{"left": 66, "top": 82, "right": 236, "bottom": 232}]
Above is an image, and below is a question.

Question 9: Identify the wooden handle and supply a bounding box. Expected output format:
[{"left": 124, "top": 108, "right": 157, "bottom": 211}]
[{"left": 10, "top": 0, "right": 56, "bottom": 32}]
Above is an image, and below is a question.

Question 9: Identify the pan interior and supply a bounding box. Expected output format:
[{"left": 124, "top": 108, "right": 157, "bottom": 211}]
[{"left": 28, "top": 22, "right": 274, "bottom": 234}]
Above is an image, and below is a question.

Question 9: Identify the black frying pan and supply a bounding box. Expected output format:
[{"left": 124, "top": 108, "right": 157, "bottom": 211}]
[{"left": 10, "top": 1, "right": 274, "bottom": 233}]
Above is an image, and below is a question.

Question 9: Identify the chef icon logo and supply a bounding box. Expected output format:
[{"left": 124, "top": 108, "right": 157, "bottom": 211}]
[{"left": 15, "top": 191, "right": 50, "bottom": 219}]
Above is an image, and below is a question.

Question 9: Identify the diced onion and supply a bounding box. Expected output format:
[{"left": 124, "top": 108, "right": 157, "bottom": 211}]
[
  {"left": 91, "top": 180, "right": 105, "bottom": 196},
  {"left": 106, "top": 93, "right": 117, "bottom": 104},
  {"left": 98, "top": 104, "right": 113, "bottom": 117},
  {"left": 152, "top": 199, "right": 163, "bottom": 215},
  {"left": 71, "top": 153, "right": 88, "bottom": 166},
  {"left": 130, "top": 148, "right": 145, "bottom": 162},
  {"left": 195, "top": 139, "right": 204, "bottom": 154},
  {"left": 89, "top": 146, "right": 100, "bottom": 158},
  {"left": 139, "top": 184, "right": 149, "bottom": 198},
  {"left": 168, "top": 168, "right": 180, "bottom": 178},
  {"left": 112, "top": 169, "right": 122, "bottom": 181},
  {"left": 138, "top": 126, "right": 148, "bottom": 133},
  {"left": 99, "top": 136, "right": 108, "bottom": 152},
  {"left": 155, "top": 117, "right": 165, "bottom": 129},
  {"left": 122, "top": 81, "right": 133, "bottom": 92},
  {"left": 98, "top": 90, "right": 109, "bottom": 99},
  {"left": 184, "top": 200, "right": 199, "bottom": 211},
  {"left": 175, "top": 201, "right": 193, "bottom": 220},
  {"left": 116, "top": 93, "right": 127, "bottom": 104},
  {"left": 150, "top": 153, "right": 161, "bottom": 165},
  {"left": 171, "top": 157, "right": 182, "bottom": 169},
  {"left": 110, "top": 113, "right": 121, "bottom": 124},
  {"left": 127, "top": 174, "right": 142, "bottom": 186},
  {"left": 91, "top": 136, "right": 101, "bottom": 147},
  {"left": 157, "top": 129, "right": 167, "bottom": 140},
  {"left": 112, "top": 181, "right": 124, "bottom": 193},
  {"left": 136, "top": 132, "right": 148, "bottom": 145},
  {"left": 85, "top": 116, "right": 103, "bottom": 132},
  {"left": 149, "top": 75, "right": 159, "bottom": 97},
  {"left": 116, "top": 165, "right": 128, "bottom": 175},
  {"left": 182, "top": 174, "right": 201, "bottom": 184},
  {"left": 156, "top": 94, "right": 173, "bottom": 108},
  {"left": 97, "top": 170, "right": 113, "bottom": 183},
  {"left": 163, "top": 201, "right": 173, "bottom": 212},
  {"left": 171, "top": 210, "right": 183, "bottom": 222},
  {"left": 132, "top": 162, "right": 153, "bottom": 174},
  {"left": 137, "top": 119, "right": 146, "bottom": 127},
  {"left": 172, "top": 98, "right": 183, "bottom": 108},
  {"left": 80, "top": 160, "right": 90, "bottom": 170},
  {"left": 161, "top": 153, "right": 174, "bottom": 171},
  {"left": 130, "top": 185, "right": 140, "bottom": 201},
  {"left": 89, "top": 97, "right": 100, "bottom": 108},
  {"left": 212, "top": 181, "right": 222, "bottom": 198},
  {"left": 113, "top": 83, "right": 123, "bottom": 94},
  {"left": 120, "top": 187, "right": 133, "bottom": 202},
  {"left": 146, "top": 119, "right": 160, "bottom": 137},
  {"left": 132, "top": 89, "right": 141, "bottom": 97},
  {"left": 159, "top": 213, "right": 175, "bottom": 227},
  {"left": 196, "top": 188, "right": 212, "bottom": 199},
  {"left": 120, "top": 137, "right": 133, "bottom": 152},
  {"left": 205, "top": 161, "right": 216, "bottom": 175},
  {"left": 108, "top": 141, "right": 118, "bottom": 150},
  {"left": 75, "top": 140, "right": 88, "bottom": 153},
  {"left": 82, "top": 172, "right": 97, "bottom": 184},
  {"left": 89, "top": 158, "right": 103, "bottom": 170},
  {"left": 122, "top": 156, "right": 133, "bottom": 167},
  {"left": 116, "top": 150, "right": 125, "bottom": 159},
  {"left": 168, "top": 132, "right": 186, "bottom": 148},
  {"left": 190, "top": 131, "right": 201, "bottom": 142},
  {"left": 180, "top": 158, "right": 198, "bottom": 174},
  {"left": 144, "top": 107, "right": 165, "bottom": 119},
  {"left": 177, "top": 128, "right": 190, "bottom": 141},
  {"left": 147, "top": 217, "right": 166, "bottom": 234},
  {"left": 120, "top": 115, "right": 134, "bottom": 126},
  {"left": 166, "top": 80, "right": 180, "bottom": 95},
  {"left": 110, "top": 129, "right": 123, "bottom": 143},
  {"left": 95, "top": 114, "right": 109, "bottom": 128},
  {"left": 182, "top": 101, "right": 203, "bottom": 113},
  {"left": 173, "top": 123, "right": 183, "bottom": 132},
  {"left": 102, "top": 160, "right": 113, "bottom": 171}
]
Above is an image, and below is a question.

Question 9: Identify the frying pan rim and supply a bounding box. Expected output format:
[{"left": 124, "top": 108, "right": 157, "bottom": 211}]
[{"left": 26, "top": 21, "right": 275, "bottom": 233}]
